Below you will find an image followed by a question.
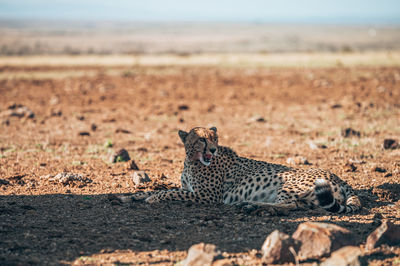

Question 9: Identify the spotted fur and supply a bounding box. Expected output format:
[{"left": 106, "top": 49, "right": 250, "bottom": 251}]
[{"left": 120, "top": 127, "right": 361, "bottom": 213}]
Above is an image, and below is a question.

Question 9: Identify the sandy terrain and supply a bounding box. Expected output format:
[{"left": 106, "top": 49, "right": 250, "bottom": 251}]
[
  {"left": 0, "top": 54, "right": 399, "bottom": 265},
  {"left": 1, "top": 21, "right": 400, "bottom": 55}
]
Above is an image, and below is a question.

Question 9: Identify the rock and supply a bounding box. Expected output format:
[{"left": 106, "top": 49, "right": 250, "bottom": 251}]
[
  {"left": 321, "top": 246, "right": 362, "bottom": 266},
  {"left": 0, "top": 104, "right": 35, "bottom": 119},
  {"left": 110, "top": 149, "right": 130, "bottom": 163},
  {"left": 255, "top": 117, "right": 266, "bottom": 123},
  {"left": 292, "top": 222, "right": 356, "bottom": 261},
  {"left": 50, "top": 109, "right": 62, "bottom": 117},
  {"left": 91, "top": 123, "right": 97, "bottom": 131},
  {"left": 331, "top": 104, "right": 342, "bottom": 109},
  {"left": 178, "top": 104, "right": 190, "bottom": 111},
  {"left": 115, "top": 128, "right": 131, "bottom": 134},
  {"left": 127, "top": 160, "right": 139, "bottom": 170},
  {"left": 247, "top": 116, "right": 267, "bottom": 123},
  {"left": 78, "top": 131, "right": 90, "bottom": 136},
  {"left": 308, "top": 141, "right": 318, "bottom": 150},
  {"left": 261, "top": 230, "right": 300, "bottom": 264},
  {"left": 286, "top": 156, "right": 311, "bottom": 165},
  {"left": 383, "top": 139, "right": 399, "bottom": 149},
  {"left": 131, "top": 171, "right": 151, "bottom": 186},
  {"left": 365, "top": 220, "right": 400, "bottom": 251},
  {"left": 46, "top": 172, "right": 92, "bottom": 186},
  {"left": 344, "top": 162, "right": 357, "bottom": 172},
  {"left": 182, "top": 243, "right": 220, "bottom": 266},
  {"left": 341, "top": 128, "right": 361, "bottom": 138},
  {"left": 372, "top": 166, "right": 386, "bottom": 173}
]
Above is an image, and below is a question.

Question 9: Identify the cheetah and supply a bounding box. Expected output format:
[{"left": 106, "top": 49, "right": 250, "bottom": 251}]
[{"left": 117, "top": 127, "right": 361, "bottom": 214}]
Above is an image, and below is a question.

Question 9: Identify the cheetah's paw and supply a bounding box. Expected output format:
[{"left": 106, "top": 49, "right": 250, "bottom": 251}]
[
  {"left": 235, "top": 201, "right": 260, "bottom": 214},
  {"left": 144, "top": 194, "right": 160, "bottom": 204}
]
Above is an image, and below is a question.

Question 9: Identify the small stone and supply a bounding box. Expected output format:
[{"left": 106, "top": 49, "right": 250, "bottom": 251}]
[
  {"left": 47, "top": 172, "right": 92, "bottom": 186},
  {"left": 383, "top": 139, "right": 399, "bottom": 149},
  {"left": 372, "top": 166, "right": 386, "bottom": 173},
  {"left": 261, "top": 230, "right": 300, "bottom": 264},
  {"left": 341, "top": 128, "right": 361, "bottom": 138},
  {"left": 127, "top": 160, "right": 139, "bottom": 170},
  {"left": 50, "top": 109, "right": 62, "bottom": 117},
  {"left": 248, "top": 116, "right": 266, "bottom": 123},
  {"left": 286, "top": 156, "right": 311, "bottom": 165},
  {"left": 110, "top": 149, "right": 130, "bottom": 163},
  {"left": 308, "top": 141, "right": 318, "bottom": 150},
  {"left": 182, "top": 243, "right": 221, "bottom": 266},
  {"left": 115, "top": 128, "right": 131, "bottom": 134},
  {"left": 321, "top": 246, "right": 362, "bottom": 266},
  {"left": 78, "top": 131, "right": 90, "bottom": 136},
  {"left": 365, "top": 220, "right": 400, "bottom": 251},
  {"left": 49, "top": 96, "right": 59, "bottom": 105},
  {"left": 0, "top": 104, "right": 35, "bottom": 119},
  {"left": 91, "top": 124, "right": 97, "bottom": 131},
  {"left": 131, "top": 171, "right": 151, "bottom": 186},
  {"left": 178, "top": 104, "right": 189, "bottom": 111},
  {"left": 292, "top": 222, "right": 356, "bottom": 261},
  {"left": 331, "top": 104, "right": 342, "bottom": 109},
  {"left": 344, "top": 162, "right": 357, "bottom": 172}
]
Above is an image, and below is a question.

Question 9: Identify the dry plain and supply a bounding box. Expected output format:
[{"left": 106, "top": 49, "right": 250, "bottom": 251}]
[{"left": 0, "top": 53, "right": 399, "bottom": 265}]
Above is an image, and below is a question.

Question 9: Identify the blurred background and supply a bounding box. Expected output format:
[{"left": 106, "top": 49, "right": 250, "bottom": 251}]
[{"left": 0, "top": 0, "right": 399, "bottom": 55}]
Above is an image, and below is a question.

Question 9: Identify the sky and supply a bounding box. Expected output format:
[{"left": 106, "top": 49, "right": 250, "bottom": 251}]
[{"left": 0, "top": 0, "right": 399, "bottom": 24}]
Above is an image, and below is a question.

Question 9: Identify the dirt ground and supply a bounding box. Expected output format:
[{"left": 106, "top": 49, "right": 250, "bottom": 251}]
[{"left": 0, "top": 62, "right": 399, "bottom": 265}]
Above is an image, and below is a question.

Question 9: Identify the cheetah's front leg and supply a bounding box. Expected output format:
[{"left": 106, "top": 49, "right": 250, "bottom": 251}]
[
  {"left": 145, "top": 189, "right": 218, "bottom": 204},
  {"left": 110, "top": 191, "right": 155, "bottom": 203},
  {"left": 236, "top": 201, "right": 298, "bottom": 215}
]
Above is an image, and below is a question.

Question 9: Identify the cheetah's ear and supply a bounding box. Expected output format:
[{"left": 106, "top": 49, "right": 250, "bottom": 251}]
[
  {"left": 210, "top": 127, "right": 217, "bottom": 133},
  {"left": 178, "top": 130, "right": 189, "bottom": 143}
]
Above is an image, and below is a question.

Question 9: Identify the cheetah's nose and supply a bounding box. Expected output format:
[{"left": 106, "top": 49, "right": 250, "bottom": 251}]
[{"left": 210, "top": 148, "right": 216, "bottom": 154}]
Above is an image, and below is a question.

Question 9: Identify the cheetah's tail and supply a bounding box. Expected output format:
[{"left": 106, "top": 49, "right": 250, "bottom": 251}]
[{"left": 314, "top": 179, "right": 361, "bottom": 213}]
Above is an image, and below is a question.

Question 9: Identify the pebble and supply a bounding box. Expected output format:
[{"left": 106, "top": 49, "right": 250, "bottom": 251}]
[
  {"left": 110, "top": 149, "right": 131, "bottom": 163},
  {"left": 341, "top": 128, "right": 361, "bottom": 138},
  {"left": 344, "top": 162, "right": 357, "bottom": 172},
  {"left": 127, "top": 160, "right": 139, "bottom": 170},
  {"left": 383, "top": 139, "right": 399, "bottom": 149},
  {"left": 45, "top": 172, "right": 92, "bottom": 186},
  {"left": 286, "top": 156, "right": 311, "bottom": 165},
  {"left": 131, "top": 171, "right": 151, "bottom": 186}
]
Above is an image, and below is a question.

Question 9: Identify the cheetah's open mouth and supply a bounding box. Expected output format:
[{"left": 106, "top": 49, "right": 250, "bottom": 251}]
[{"left": 200, "top": 153, "right": 213, "bottom": 166}]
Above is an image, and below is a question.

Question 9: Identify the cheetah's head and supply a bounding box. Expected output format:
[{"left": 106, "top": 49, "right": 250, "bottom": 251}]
[{"left": 178, "top": 127, "right": 218, "bottom": 166}]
